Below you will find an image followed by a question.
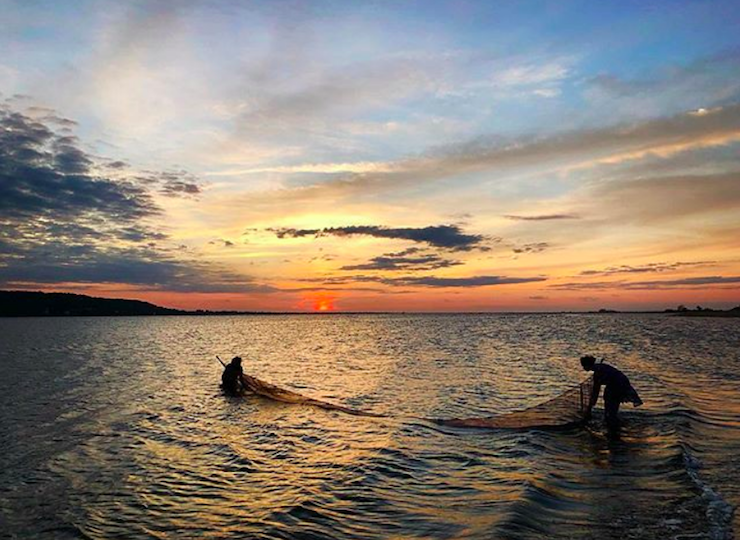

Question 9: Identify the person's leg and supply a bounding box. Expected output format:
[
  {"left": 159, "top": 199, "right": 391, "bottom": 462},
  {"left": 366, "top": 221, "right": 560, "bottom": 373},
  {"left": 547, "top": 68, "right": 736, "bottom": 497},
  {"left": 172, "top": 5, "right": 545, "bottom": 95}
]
[{"left": 604, "top": 390, "right": 621, "bottom": 430}]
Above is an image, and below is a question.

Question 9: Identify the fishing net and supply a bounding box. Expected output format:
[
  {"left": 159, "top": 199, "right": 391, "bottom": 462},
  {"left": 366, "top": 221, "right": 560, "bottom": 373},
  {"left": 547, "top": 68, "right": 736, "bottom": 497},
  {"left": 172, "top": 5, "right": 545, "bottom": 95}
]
[
  {"left": 240, "top": 374, "right": 386, "bottom": 418},
  {"left": 436, "top": 375, "right": 594, "bottom": 429},
  {"left": 235, "top": 371, "right": 594, "bottom": 428}
]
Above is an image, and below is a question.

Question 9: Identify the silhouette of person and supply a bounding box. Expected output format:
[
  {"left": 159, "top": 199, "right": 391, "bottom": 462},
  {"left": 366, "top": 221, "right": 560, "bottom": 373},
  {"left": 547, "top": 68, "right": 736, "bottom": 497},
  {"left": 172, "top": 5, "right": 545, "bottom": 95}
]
[
  {"left": 581, "top": 355, "right": 642, "bottom": 430},
  {"left": 222, "top": 356, "right": 244, "bottom": 395}
]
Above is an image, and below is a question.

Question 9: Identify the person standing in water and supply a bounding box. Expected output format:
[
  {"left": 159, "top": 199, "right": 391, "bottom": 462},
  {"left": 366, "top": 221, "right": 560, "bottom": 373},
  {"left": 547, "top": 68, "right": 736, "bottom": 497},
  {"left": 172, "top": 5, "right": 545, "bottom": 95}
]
[
  {"left": 222, "top": 356, "right": 245, "bottom": 395},
  {"left": 581, "top": 355, "right": 643, "bottom": 430}
]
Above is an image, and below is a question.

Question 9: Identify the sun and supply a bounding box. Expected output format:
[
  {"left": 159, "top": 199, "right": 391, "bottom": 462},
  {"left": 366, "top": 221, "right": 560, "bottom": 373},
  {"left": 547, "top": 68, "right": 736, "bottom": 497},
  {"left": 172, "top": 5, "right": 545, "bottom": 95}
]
[
  {"left": 300, "top": 293, "right": 337, "bottom": 312},
  {"left": 314, "top": 297, "right": 335, "bottom": 312}
]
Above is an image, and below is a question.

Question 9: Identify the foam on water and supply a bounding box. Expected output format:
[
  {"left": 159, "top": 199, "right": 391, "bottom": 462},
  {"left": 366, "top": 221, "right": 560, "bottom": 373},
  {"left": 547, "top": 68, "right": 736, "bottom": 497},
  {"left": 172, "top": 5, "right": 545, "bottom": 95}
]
[{"left": 682, "top": 446, "right": 735, "bottom": 540}]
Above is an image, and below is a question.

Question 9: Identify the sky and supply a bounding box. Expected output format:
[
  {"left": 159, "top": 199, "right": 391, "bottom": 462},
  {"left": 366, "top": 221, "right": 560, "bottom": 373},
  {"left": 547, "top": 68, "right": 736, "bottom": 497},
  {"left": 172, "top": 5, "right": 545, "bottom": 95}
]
[{"left": 1, "top": 0, "right": 739, "bottom": 312}]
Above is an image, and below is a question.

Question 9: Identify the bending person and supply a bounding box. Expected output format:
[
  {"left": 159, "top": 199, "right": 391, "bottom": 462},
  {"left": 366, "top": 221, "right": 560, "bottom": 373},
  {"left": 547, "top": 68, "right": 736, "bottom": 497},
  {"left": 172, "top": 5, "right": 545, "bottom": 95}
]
[
  {"left": 581, "top": 355, "right": 642, "bottom": 430},
  {"left": 221, "top": 356, "right": 245, "bottom": 395}
]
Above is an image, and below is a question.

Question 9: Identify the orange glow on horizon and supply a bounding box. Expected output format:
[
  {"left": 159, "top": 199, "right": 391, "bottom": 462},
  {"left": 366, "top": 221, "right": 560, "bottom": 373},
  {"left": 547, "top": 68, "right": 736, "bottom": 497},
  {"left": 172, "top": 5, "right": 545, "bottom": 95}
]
[
  {"left": 313, "top": 295, "right": 336, "bottom": 312},
  {"left": 297, "top": 293, "right": 338, "bottom": 312}
]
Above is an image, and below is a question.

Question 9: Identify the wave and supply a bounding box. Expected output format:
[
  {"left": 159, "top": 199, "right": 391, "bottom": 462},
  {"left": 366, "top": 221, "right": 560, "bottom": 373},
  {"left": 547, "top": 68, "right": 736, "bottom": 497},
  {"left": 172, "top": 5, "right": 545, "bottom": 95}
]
[{"left": 234, "top": 371, "right": 736, "bottom": 539}]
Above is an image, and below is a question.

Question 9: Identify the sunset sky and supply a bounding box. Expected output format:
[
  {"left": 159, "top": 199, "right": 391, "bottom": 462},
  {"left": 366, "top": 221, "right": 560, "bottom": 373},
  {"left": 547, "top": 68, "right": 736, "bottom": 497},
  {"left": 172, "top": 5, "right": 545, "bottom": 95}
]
[{"left": 1, "top": 0, "right": 739, "bottom": 311}]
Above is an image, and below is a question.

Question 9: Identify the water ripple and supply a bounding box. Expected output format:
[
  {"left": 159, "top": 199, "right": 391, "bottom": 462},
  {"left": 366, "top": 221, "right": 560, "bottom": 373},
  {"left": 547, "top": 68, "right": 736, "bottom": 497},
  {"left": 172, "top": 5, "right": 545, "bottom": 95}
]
[{"left": 1, "top": 314, "right": 738, "bottom": 539}]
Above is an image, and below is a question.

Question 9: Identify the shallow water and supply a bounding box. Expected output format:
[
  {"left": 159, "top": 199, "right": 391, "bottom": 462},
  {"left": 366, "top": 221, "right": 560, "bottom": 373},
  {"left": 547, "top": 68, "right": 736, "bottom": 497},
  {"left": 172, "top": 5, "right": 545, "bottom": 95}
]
[{"left": 0, "top": 314, "right": 738, "bottom": 539}]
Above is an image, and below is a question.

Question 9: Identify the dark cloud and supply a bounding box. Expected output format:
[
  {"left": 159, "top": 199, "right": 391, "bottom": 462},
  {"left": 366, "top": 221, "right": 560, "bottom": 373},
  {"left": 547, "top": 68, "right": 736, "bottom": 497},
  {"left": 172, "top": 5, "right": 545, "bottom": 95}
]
[
  {"left": 308, "top": 254, "right": 336, "bottom": 263},
  {"left": 117, "top": 227, "right": 169, "bottom": 243},
  {"left": 657, "top": 276, "right": 740, "bottom": 286},
  {"left": 579, "top": 261, "right": 715, "bottom": 276},
  {"left": 340, "top": 248, "right": 462, "bottom": 271},
  {"left": 299, "top": 273, "right": 546, "bottom": 288},
  {"left": 504, "top": 214, "right": 580, "bottom": 221},
  {"left": 160, "top": 179, "right": 201, "bottom": 197},
  {"left": 513, "top": 242, "right": 550, "bottom": 254},
  {"left": 0, "top": 109, "right": 158, "bottom": 225},
  {"left": 156, "top": 171, "right": 202, "bottom": 197},
  {"left": 131, "top": 170, "right": 202, "bottom": 198},
  {"left": 341, "top": 256, "right": 460, "bottom": 271},
  {"left": 0, "top": 244, "right": 276, "bottom": 294},
  {"left": 551, "top": 276, "right": 740, "bottom": 290},
  {"left": 389, "top": 275, "right": 546, "bottom": 288},
  {"left": 269, "top": 224, "right": 489, "bottom": 251},
  {"left": 0, "top": 103, "right": 264, "bottom": 294}
]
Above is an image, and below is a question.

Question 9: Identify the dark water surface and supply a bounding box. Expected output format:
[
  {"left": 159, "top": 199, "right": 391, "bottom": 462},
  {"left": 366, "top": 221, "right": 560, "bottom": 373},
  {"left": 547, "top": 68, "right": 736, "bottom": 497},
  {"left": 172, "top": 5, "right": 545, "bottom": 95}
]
[{"left": 1, "top": 314, "right": 738, "bottom": 539}]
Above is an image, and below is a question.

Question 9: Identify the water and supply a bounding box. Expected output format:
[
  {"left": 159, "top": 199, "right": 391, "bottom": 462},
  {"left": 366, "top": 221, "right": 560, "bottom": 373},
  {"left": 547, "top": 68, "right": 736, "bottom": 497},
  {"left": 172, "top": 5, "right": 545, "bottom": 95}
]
[{"left": 0, "top": 314, "right": 738, "bottom": 539}]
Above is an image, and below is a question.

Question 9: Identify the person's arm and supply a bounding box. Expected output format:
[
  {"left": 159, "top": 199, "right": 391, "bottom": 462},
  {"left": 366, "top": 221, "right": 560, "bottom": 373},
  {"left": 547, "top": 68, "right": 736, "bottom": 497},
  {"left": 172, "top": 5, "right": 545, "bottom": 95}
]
[
  {"left": 236, "top": 366, "right": 246, "bottom": 393},
  {"left": 589, "top": 381, "right": 602, "bottom": 409},
  {"left": 584, "top": 378, "right": 601, "bottom": 421}
]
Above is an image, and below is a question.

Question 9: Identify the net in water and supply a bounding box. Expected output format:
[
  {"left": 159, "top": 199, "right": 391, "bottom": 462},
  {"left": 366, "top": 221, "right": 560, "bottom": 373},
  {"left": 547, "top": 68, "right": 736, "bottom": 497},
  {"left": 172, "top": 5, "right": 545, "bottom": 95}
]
[
  {"left": 238, "top": 373, "right": 594, "bottom": 428},
  {"left": 436, "top": 375, "right": 594, "bottom": 428},
  {"left": 240, "top": 374, "right": 386, "bottom": 417}
]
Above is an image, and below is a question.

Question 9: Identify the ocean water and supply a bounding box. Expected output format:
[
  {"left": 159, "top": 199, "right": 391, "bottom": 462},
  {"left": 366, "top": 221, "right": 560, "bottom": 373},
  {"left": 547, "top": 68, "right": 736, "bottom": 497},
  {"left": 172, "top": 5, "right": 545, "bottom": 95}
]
[{"left": 0, "top": 314, "right": 738, "bottom": 539}]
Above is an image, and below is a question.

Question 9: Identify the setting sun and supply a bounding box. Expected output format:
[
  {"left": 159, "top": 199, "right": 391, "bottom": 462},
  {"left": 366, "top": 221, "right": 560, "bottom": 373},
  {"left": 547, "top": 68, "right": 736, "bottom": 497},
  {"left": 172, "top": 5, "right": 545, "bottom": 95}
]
[
  {"left": 299, "top": 293, "right": 337, "bottom": 312},
  {"left": 314, "top": 297, "right": 335, "bottom": 312}
]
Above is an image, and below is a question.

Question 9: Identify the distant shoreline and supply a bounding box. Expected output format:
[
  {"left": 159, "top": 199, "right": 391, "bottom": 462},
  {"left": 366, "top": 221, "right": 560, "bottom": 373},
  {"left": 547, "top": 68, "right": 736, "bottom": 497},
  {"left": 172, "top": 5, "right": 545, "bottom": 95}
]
[{"left": 1, "top": 290, "right": 738, "bottom": 318}]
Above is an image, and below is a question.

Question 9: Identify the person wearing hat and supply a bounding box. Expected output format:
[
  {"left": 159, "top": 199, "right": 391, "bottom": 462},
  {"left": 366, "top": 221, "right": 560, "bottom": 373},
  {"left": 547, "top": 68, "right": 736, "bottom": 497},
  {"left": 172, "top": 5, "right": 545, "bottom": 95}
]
[
  {"left": 581, "top": 355, "right": 643, "bottom": 430},
  {"left": 221, "top": 356, "right": 245, "bottom": 395}
]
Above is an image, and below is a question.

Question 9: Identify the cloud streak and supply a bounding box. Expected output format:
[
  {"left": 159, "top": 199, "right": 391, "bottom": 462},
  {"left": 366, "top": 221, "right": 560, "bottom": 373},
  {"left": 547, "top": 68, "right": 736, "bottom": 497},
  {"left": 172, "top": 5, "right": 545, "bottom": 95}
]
[
  {"left": 504, "top": 214, "right": 580, "bottom": 221},
  {"left": 579, "top": 261, "right": 716, "bottom": 276},
  {"left": 589, "top": 171, "right": 740, "bottom": 223},
  {"left": 299, "top": 274, "right": 546, "bottom": 289},
  {"left": 233, "top": 102, "right": 740, "bottom": 211},
  {"left": 552, "top": 276, "right": 740, "bottom": 290}
]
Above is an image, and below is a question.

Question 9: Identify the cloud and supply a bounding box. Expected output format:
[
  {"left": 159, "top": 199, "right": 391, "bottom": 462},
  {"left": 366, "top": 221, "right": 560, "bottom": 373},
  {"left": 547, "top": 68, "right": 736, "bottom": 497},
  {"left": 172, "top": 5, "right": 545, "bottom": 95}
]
[
  {"left": 0, "top": 103, "right": 266, "bottom": 294},
  {"left": 269, "top": 224, "right": 489, "bottom": 251},
  {"left": 513, "top": 242, "right": 550, "bottom": 254},
  {"left": 579, "top": 261, "right": 716, "bottom": 276},
  {"left": 504, "top": 214, "right": 580, "bottom": 221},
  {"left": 209, "top": 239, "right": 235, "bottom": 248},
  {"left": 158, "top": 177, "right": 202, "bottom": 197},
  {"left": 131, "top": 170, "right": 203, "bottom": 198},
  {"left": 0, "top": 245, "right": 276, "bottom": 294},
  {"left": 236, "top": 56, "right": 437, "bottom": 136},
  {"left": 0, "top": 105, "right": 158, "bottom": 230},
  {"left": 584, "top": 49, "right": 740, "bottom": 117},
  {"left": 389, "top": 275, "right": 546, "bottom": 288},
  {"left": 589, "top": 172, "right": 740, "bottom": 223},
  {"left": 299, "top": 274, "right": 546, "bottom": 289},
  {"left": 228, "top": 39, "right": 572, "bottom": 151},
  {"left": 232, "top": 102, "right": 740, "bottom": 212},
  {"left": 551, "top": 276, "right": 740, "bottom": 291},
  {"left": 206, "top": 160, "right": 395, "bottom": 176},
  {"left": 340, "top": 248, "right": 463, "bottom": 271}
]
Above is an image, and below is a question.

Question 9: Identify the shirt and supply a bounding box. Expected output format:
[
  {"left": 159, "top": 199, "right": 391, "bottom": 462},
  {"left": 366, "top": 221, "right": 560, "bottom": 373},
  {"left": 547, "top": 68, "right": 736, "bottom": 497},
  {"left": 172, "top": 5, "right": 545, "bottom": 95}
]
[{"left": 593, "top": 363, "right": 631, "bottom": 393}]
